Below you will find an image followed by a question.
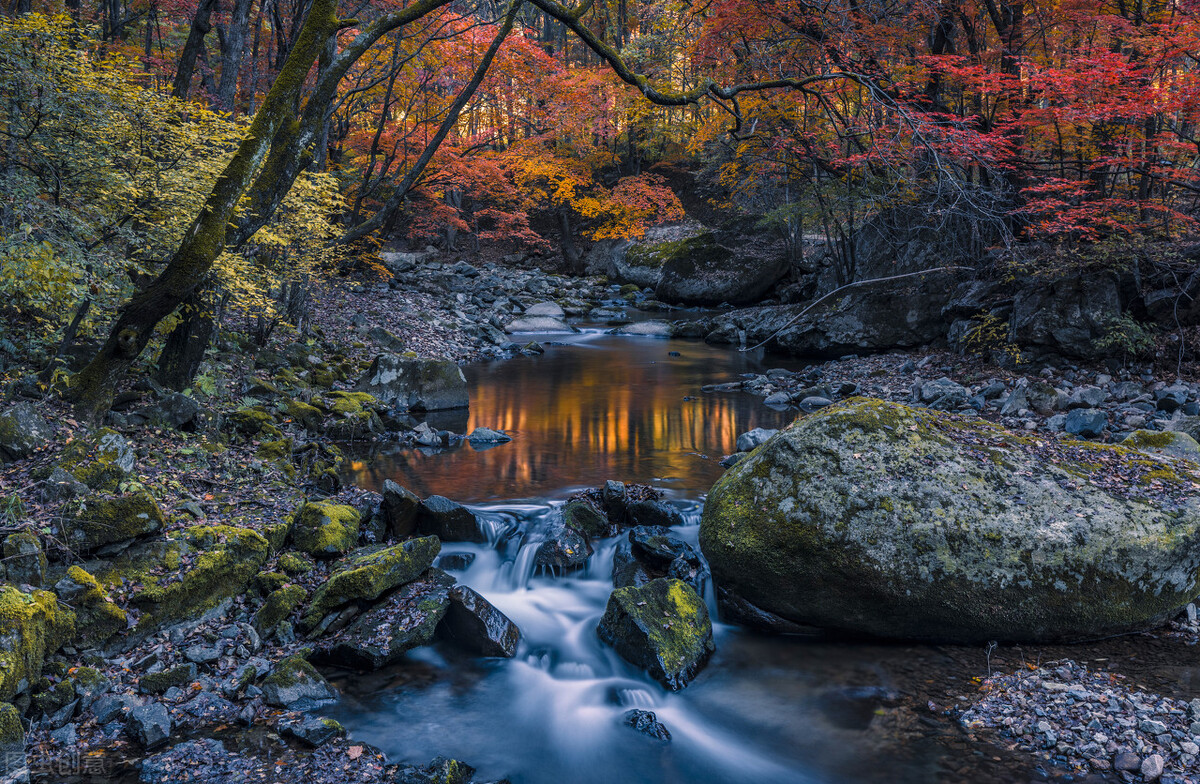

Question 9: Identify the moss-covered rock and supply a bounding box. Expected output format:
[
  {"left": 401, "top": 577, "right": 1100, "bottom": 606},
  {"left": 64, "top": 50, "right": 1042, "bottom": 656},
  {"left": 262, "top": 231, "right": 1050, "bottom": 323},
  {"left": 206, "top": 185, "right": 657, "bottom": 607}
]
[
  {"left": 355, "top": 355, "right": 469, "bottom": 411},
  {"left": 62, "top": 491, "right": 165, "bottom": 552},
  {"left": 253, "top": 585, "right": 307, "bottom": 633},
  {"left": 3, "top": 531, "right": 46, "bottom": 587},
  {"left": 256, "top": 438, "right": 293, "bottom": 461},
  {"left": 319, "top": 392, "right": 378, "bottom": 417},
  {"left": 128, "top": 526, "right": 270, "bottom": 632},
  {"left": 261, "top": 655, "right": 336, "bottom": 708},
  {"left": 700, "top": 397, "right": 1200, "bottom": 643},
  {"left": 251, "top": 571, "right": 289, "bottom": 595},
  {"left": 597, "top": 578, "right": 713, "bottom": 690},
  {"left": 563, "top": 498, "right": 611, "bottom": 538},
  {"left": 0, "top": 701, "right": 26, "bottom": 781},
  {"left": 0, "top": 586, "right": 75, "bottom": 700},
  {"left": 1122, "top": 429, "right": 1200, "bottom": 461},
  {"left": 57, "top": 428, "right": 136, "bottom": 491},
  {"left": 301, "top": 537, "right": 440, "bottom": 630},
  {"left": 53, "top": 566, "right": 128, "bottom": 647},
  {"left": 0, "top": 402, "right": 52, "bottom": 462},
  {"left": 290, "top": 501, "right": 361, "bottom": 558},
  {"left": 138, "top": 663, "right": 197, "bottom": 695},
  {"left": 227, "top": 407, "right": 282, "bottom": 439},
  {"left": 282, "top": 399, "right": 324, "bottom": 431},
  {"left": 277, "top": 551, "right": 313, "bottom": 575}
]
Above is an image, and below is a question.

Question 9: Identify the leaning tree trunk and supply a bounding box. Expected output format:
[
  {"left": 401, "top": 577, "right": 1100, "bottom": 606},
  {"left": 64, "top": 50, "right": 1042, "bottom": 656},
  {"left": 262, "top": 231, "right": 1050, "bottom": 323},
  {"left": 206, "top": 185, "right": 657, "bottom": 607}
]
[
  {"left": 68, "top": 0, "right": 345, "bottom": 421},
  {"left": 155, "top": 289, "right": 223, "bottom": 390},
  {"left": 171, "top": 0, "right": 219, "bottom": 100}
]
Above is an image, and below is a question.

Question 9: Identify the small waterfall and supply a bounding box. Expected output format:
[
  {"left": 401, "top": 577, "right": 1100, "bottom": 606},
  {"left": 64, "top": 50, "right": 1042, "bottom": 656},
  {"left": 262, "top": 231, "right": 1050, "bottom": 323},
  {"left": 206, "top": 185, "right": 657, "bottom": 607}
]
[
  {"left": 501, "top": 540, "right": 542, "bottom": 591},
  {"left": 615, "top": 688, "right": 657, "bottom": 709}
]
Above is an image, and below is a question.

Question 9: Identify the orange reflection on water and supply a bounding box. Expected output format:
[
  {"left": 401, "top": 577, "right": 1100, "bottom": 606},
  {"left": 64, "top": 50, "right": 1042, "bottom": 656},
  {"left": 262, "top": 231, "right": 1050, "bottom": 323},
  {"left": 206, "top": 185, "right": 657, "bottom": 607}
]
[{"left": 345, "top": 336, "right": 800, "bottom": 502}]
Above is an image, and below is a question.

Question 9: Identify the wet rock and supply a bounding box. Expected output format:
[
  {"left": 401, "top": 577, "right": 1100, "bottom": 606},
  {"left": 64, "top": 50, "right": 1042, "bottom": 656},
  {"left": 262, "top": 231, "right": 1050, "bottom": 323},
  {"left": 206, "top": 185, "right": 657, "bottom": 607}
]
[
  {"left": 611, "top": 541, "right": 653, "bottom": 589},
  {"left": 626, "top": 500, "right": 684, "bottom": 529},
  {"left": 701, "top": 398, "right": 1200, "bottom": 642},
  {"left": 439, "top": 584, "right": 520, "bottom": 657},
  {"left": 417, "top": 496, "right": 485, "bottom": 543},
  {"left": 597, "top": 578, "right": 714, "bottom": 690},
  {"left": 379, "top": 480, "right": 419, "bottom": 539},
  {"left": 735, "top": 427, "right": 777, "bottom": 453},
  {"left": 62, "top": 491, "right": 165, "bottom": 552},
  {"left": 719, "top": 452, "right": 748, "bottom": 468},
  {"left": 393, "top": 757, "right": 475, "bottom": 784},
  {"left": 1064, "top": 407, "right": 1107, "bottom": 438},
  {"left": 0, "top": 403, "right": 51, "bottom": 462},
  {"left": 625, "top": 526, "right": 708, "bottom": 593},
  {"left": 356, "top": 355, "right": 469, "bottom": 411},
  {"left": 139, "top": 663, "right": 197, "bottom": 695},
  {"left": 314, "top": 570, "right": 454, "bottom": 670},
  {"left": 534, "top": 523, "right": 591, "bottom": 572},
  {"left": 524, "top": 301, "right": 565, "bottom": 317},
  {"left": 290, "top": 500, "right": 361, "bottom": 557},
  {"left": 563, "top": 498, "right": 611, "bottom": 538},
  {"left": 609, "top": 320, "right": 673, "bottom": 337},
  {"left": 467, "top": 427, "right": 511, "bottom": 446},
  {"left": 435, "top": 552, "right": 475, "bottom": 571},
  {"left": 622, "top": 709, "right": 671, "bottom": 741},
  {"left": 279, "top": 714, "right": 346, "bottom": 747},
  {"left": 261, "top": 655, "right": 337, "bottom": 709},
  {"left": 126, "top": 702, "right": 171, "bottom": 749},
  {"left": 93, "top": 693, "right": 138, "bottom": 723},
  {"left": 301, "top": 537, "right": 441, "bottom": 629}
]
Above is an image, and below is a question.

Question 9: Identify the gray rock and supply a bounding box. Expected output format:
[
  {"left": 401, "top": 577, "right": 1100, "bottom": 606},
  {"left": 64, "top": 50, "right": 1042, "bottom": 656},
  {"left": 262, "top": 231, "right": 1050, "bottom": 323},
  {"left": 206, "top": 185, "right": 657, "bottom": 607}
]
[
  {"left": 735, "top": 428, "right": 778, "bottom": 453},
  {"left": 524, "top": 301, "right": 565, "bottom": 318},
  {"left": 535, "top": 524, "right": 591, "bottom": 572},
  {"left": 1141, "top": 753, "right": 1165, "bottom": 780},
  {"left": 504, "top": 316, "right": 578, "bottom": 334},
  {"left": 356, "top": 355, "right": 469, "bottom": 411},
  {"left": 440, "top": 584, "right": 520, "bottom": 657},
  {"left": 381, "top": 479, "right": 421, "bottom": 539},
  {"left": 609, "top": 320, "right": 673, "bottom": 337},
  {"left": 1065, "top": 408, "right": 1108, "bottom": 438},
  {"left": 0, "top": 403, "right": 52, "bottom": 462},
  {"left": 1010, "top": 270, "right": 1124, "bottom": 358},
  {"left": 466, "top": 427, "right": 511, "bottom": 445},
  {"left": 798, "top": 396, "right": 834, "bottom": 411},
  {"left": 261, "top": 656, "right": 336, "bottom": 709},
  {"left": 138, "top": 393, "right": 201, "bottom": 429},
  {"left": 278, "top": 714, "right": 345, "bottom": 747},
  {"left": 626, "top": 500, "right": 684, "bottom": 529},
  {"left": 700, "top": 398, "right": 1200, "bottom": 642},
  {"left": 649, "top": 232, "right": 789, "bottom": 306},
  {"left": 1067, "top": 386, "right": 1107, "bottom": 409},
  {"left": 1122, "top": 430, "right": 1200, "bottom": 461},
  {"left": 417, "top": 496, "right": 485, "bottom": 543},
  {"left": 126, "top": 702, "right": 171, "bottom": 749},
  {"left": 1156, "top": 385, "right": 1190, "bottom": 412},
  {"left": 622, "top": 709, "right": 671, "bottom": 741}
]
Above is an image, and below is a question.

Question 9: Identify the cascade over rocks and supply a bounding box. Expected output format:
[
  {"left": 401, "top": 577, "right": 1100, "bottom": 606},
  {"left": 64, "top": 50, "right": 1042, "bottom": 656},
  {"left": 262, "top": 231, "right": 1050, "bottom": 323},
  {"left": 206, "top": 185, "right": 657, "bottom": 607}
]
[{"left": 700, "top": 398, "right": 1200, "bottom": 643}]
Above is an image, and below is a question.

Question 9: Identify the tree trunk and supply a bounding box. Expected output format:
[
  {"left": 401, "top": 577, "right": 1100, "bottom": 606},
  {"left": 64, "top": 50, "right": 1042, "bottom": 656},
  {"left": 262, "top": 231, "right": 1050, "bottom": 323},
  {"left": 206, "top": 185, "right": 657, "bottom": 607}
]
[
  {"left": 558, "top": 208, "right": 583, "bottom": 273},
  {"left": 217, "top": 0, "right": 254, "bottom": 111},
  {"left": 155, "top": 290, "right": 222, "bottom": 390},
  {"left": 172, "top": 0, "right": 219, "bottom": 100},
  {"left": 69, "top": 0, "right": 345, "bottom": 420}
]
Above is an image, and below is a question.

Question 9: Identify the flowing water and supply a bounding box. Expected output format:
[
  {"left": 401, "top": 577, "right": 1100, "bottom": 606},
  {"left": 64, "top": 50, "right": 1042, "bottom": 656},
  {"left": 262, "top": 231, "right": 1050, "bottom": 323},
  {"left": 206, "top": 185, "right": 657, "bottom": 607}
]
[{"left": 329, "top": 318, "right": 1152, "bottom": 784}]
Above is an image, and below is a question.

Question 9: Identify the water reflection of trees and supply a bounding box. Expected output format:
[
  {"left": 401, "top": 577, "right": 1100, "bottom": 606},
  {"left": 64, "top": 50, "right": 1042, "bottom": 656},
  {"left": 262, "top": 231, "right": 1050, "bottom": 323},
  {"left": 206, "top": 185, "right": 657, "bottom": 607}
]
[{"left": 346, "top": 346, "right": 796, "bottom": 501}]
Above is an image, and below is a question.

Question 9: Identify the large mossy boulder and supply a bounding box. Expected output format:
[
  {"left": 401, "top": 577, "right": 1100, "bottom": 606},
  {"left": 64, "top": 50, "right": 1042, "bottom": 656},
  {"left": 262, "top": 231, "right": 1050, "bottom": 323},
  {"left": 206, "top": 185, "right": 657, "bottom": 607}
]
[
  {"left": 597, "top": 578, "right": 713, "bottom": 690},
  {"left": 56, "top": 428, "right": 136, "bottom": 491},
  {"left": 128, "top": 526, "right": 270, "bottom": 632},
  {"left": 62, "top": 492, "right": 165, "bottom": 552},
  {"left": 290, "top": 501, "right": 361, "bottom": 558},
  {"left": 645, "top": 232, "right": 788, "bottom": 306},
  {"left": 700, "top": 398, "right": 1200, "bottom": 643},
  {"left": 355, "top": 355, "right": 468, "bottom": 411},
  {"left": 301, "top": 537, "right": 440, "bottom": 629},
  {"left": 0, "top": 586, "right": 75, "bottom": 701}
]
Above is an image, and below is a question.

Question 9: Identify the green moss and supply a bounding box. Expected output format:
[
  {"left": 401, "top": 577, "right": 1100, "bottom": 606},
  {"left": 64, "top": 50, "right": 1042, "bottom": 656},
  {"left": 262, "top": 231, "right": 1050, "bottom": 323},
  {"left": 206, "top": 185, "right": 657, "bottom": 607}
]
[
  {"left": 55, "top": 565, "right": 128, "bottom": 647},
  {"left": 282, "top": 399, "right": 324, "bottom": 431},
  {"left": 300, "top": 537, "right": 440, "bottom": 629},
  {"left": 228, "top": 407, "right": 282, "bottom": 439},
  {"left": 626, "top": 233, "right": 731, "bottom": 274},
  {"left": 256, "top": 438, "right": 293, "bottom": 461},
  {"left": 252, "top": 571, "right": 289, "bottom": 594},
  {"left": 319, "top": 392, "right": 377, "bottom": 416},
  {"left": 57, "top": 428, "right": 135, "bottom": 491},
  {"left": 253, "top": 584, "right": 306, "bottom": 633},
  {"left": 63, "top": 492, "right": 165, "bottom": 552},
  {"left": 0, "top": 586, "right": 75, "bottom": 701},
  {"left": 129, "top": 527, "right": 269, "bottom": 631},
  {"left": 598, "top": 578, "right": 713, "bottom": 690},
  {"left": 139, "top": 663, "right": 197, "bottom": 695},
  {"left": 261, "top": 521, "right": 292, "bottom": 552},
  {"left": 277, "top": 552, "right": 313, "bottom": 575},
  {"left": 0, "top": 702, "right": 21, "bottom": 745},
  {"left": 289, "top": 501, "right": 361, "bottom": 558}
]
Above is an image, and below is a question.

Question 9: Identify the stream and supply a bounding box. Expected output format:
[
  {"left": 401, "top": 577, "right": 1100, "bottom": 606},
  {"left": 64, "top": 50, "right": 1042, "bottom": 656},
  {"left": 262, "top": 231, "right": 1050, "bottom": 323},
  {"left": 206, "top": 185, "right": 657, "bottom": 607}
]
[{"left": 330, "top": 316, "right": 1195, "bottom": 784}]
